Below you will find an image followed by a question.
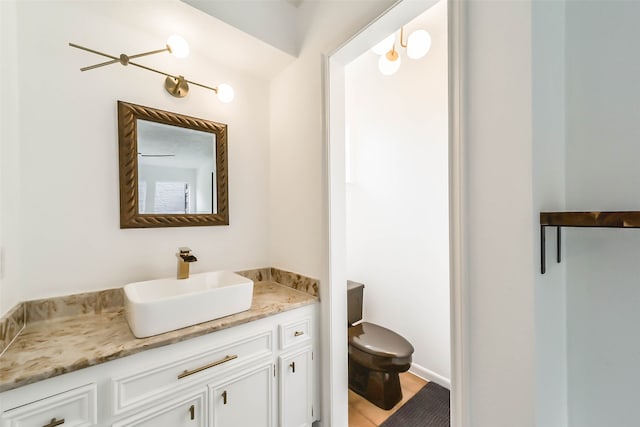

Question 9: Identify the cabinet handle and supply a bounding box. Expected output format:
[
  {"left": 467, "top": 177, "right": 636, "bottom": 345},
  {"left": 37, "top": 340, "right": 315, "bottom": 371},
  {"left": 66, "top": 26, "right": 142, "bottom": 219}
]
[
  {"left": 189, "top": 404, "right": 195, "bottom": 420},
  {"left": 43, "top": 419, "right": 65, "bottom": 427},
  {"left": 294, "top": 331, "right": 304, "bottom": 337},
  {"left": 222, "top": 390, "right": 228, "bottom": 405},
  {"left": 178, "top": 354, "right": 238, "bottom": 379},
  {"left": 290, "top": 361, "right": 296, "bottom": 373}
]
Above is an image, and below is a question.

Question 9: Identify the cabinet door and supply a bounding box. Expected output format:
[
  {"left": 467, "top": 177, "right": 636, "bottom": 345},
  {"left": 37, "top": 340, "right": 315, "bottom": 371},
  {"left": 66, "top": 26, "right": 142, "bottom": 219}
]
[
  {"left": 209, "top": 362, "right": 273, "bottom": 427},
  {"left": 112, "top": 390, "right": 206, "bottom": 427},
  {"left": 279, "top": 347, "right": 313, "bottom": 427}
]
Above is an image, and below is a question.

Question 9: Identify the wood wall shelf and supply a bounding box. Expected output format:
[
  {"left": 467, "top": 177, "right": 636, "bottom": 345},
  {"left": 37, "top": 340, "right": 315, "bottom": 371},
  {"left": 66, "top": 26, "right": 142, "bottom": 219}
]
[{"left": 540, "top": 211, "right": 640, "bottom": 274}]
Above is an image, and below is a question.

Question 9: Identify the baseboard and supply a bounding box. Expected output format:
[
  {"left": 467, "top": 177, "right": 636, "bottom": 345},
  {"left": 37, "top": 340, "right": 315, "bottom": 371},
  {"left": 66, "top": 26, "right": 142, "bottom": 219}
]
[{"left": 410, "top": 362, "right": 451, "bottom": 389}]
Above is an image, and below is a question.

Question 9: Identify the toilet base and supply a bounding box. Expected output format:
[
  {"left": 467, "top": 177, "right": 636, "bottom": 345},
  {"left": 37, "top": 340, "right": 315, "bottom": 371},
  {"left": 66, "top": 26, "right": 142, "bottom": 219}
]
[{"left": 348, "top": 358, "right": 402, "bottom": 410}]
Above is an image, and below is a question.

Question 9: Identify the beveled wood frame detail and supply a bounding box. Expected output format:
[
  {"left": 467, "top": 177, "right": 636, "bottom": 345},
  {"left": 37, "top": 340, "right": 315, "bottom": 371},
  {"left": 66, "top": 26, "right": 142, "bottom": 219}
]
[{"left": 117, "top": 101, "right": 229, "bottom": 228}]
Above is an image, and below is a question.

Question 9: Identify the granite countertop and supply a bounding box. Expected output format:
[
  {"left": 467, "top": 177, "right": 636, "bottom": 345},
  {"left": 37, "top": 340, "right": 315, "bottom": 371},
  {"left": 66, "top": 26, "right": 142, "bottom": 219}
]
[{"left": 0, "top": 281, "right": 317, "bottom": 393}]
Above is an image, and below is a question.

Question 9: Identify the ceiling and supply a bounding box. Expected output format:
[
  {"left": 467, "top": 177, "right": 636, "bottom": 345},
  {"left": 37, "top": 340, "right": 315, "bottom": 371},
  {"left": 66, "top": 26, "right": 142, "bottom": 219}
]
[
  {"left": 181, "top": 0, "right": 301, "bottom": 57},
  {"left": 87, "top": 0, "right": 296, "bottom": 81}
]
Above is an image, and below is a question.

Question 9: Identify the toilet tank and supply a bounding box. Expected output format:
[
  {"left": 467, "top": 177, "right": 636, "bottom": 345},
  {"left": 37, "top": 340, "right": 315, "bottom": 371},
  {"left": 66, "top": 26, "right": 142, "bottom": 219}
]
[{"left": 347, "top": 280, "right": 365, "bottom": 326}]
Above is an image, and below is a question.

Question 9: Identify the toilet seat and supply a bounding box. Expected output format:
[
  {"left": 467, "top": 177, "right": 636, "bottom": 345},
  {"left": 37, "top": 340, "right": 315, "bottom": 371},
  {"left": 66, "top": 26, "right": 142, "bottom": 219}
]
[
  {"left": 349, "top": 322, "right": 414, "bottom": 358},
  {"left": 348, "top": 322, "right": 414, "bottom": 372}
]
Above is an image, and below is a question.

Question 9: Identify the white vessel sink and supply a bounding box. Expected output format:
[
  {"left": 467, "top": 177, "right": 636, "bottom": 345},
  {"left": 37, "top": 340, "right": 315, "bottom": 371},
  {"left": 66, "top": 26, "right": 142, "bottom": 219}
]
[{"left": 124, "top": 271, "right": 254, "bottom": 338}]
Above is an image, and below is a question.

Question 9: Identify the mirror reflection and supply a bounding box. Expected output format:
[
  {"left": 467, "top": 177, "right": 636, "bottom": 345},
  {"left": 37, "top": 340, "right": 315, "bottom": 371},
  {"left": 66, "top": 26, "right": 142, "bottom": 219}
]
[{"left": 137, "top": 120, "right": 217, "bottom": 215}]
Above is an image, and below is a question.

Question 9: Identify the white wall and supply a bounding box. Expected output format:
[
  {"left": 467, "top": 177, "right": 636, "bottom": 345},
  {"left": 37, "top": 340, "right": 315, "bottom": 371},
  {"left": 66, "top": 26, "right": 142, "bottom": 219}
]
[
  {"left": 3, "top": 0, "right": 271, "bottom": 306},
  {"left": 532, "top": 1, "right": 568, "bottom": 426},
  {"left": 462, "top": 1, "right": 536, "bottom": 425},
  {"left": 268, "top": 1, "right": 397, "bottom": 424},
  {"left": 565, "top": 2, "right": 640, "bottom": 426},
  {"left": 345, "top": 0, "right": 450, "bottom": 385},
  {"left": 269, "top": 0, "right": 397, "bottom": 282}
]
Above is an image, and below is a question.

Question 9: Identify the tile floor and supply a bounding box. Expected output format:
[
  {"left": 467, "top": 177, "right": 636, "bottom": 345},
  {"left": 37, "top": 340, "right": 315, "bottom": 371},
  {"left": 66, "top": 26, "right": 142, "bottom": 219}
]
[{"left": 348, "top": 372, "right": 428, "bottom": 426}]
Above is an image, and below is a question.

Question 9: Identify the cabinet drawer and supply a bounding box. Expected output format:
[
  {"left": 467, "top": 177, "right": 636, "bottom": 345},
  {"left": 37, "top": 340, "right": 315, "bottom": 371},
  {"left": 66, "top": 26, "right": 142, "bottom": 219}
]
[
  {"left": 1, "top": 383, "right": 97, "bottom": 427},
  {"left": 112, "top": 330, "right": 272, "bottom": 414},
  {"left": 112, "top": 389, "right": 206, "bottom": 427},
  {"left": 279, "top": 317, "right": 312, "bottom": 350}
]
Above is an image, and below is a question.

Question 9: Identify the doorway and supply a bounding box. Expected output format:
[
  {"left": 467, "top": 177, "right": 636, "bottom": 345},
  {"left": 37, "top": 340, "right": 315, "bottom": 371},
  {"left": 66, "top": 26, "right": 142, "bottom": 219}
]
[{"left": 325, "top": 0, "right": 463, "bottom": 425}]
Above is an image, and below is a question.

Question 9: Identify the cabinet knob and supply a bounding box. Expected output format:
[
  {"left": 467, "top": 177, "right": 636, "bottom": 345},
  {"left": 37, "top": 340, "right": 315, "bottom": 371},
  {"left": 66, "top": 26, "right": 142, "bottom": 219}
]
[
  {"left": 294, "top": 331, "right": 304, "bottom": 337},
  {"left": 43, "top": 419, "right": 65, "bottom": 427},
  {"left": 189, "top": 404, "right": 195, "bottom": 420},
  {"left": 290, "top": 361, "right": 296, "bottom": 373},
  {"left": 222, "top": 390, "right": 228, "bottom": 405}
]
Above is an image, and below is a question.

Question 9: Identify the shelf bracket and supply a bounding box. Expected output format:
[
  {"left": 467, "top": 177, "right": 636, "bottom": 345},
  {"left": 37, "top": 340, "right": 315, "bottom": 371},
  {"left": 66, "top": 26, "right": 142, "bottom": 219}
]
[{"left": 540, "top": 225, "right": 561, "bottom": 274}]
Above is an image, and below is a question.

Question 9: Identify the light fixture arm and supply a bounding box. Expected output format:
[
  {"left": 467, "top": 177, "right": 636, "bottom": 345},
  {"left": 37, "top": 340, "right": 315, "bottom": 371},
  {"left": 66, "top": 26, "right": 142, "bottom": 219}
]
[
  {"left": 128, "top": 60, "right": 171, "bottom": 78},
  {"left": 187, "top": 80, "right": 218, "bottom": 93},
  {"left": 399, "top": 26, "right": 407, "bottom": 49},
  {"left": 81, "top": 59, "right": 122, "bottom": 72},
  {"left": 131, "top": 47, "right": 172, "bottom": 60},
  {"left": 69, "top": 43, "right": 119, "bottom": 64}
]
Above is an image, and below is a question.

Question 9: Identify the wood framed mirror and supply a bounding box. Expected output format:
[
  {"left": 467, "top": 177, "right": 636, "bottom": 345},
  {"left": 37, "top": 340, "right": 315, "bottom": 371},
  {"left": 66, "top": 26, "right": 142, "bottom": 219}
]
[{"left": 117, "top": 101, "right": 228, "bottom": 228}]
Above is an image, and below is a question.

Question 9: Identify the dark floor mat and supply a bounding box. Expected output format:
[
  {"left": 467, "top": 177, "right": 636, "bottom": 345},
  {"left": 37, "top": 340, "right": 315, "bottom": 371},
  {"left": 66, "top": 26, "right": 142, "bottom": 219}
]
[{"left": 379, "top": 381, "right": 450, "bottom": 427}]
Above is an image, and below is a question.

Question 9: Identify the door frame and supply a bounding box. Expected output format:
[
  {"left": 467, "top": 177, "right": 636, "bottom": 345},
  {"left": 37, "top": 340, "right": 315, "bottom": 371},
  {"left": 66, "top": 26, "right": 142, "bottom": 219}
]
[{"left": 322, "top": 0, "right": 466, "bottom": 425}]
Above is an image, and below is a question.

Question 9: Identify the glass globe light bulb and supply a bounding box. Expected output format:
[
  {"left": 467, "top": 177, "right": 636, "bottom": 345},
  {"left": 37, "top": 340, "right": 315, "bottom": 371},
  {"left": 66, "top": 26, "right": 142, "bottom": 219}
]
[
  {"left": 370, "top": 33, "right": 395, "bottom": 55},
  {"left": 407, "top": 30, "right": 431, "bottom": 59},
  {"left": 378, "top": 49, "right": 401, "bottom": 76},
  {"left": 216, "top": 83, "right": 235, "bottom": 103},
  {"left": 167, "top": 34, "right": 189, "bottom": 58}
]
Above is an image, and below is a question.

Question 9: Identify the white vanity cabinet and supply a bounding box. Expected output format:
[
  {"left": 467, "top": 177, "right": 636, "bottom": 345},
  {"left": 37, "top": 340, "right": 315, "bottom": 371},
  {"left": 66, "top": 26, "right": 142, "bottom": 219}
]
[{"left": 0, "top": 303, "right": 318, "bottom": 427}]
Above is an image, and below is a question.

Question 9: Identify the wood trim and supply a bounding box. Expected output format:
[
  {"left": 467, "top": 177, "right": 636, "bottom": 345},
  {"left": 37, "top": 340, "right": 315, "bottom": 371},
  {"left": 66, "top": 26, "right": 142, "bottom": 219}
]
[
  {"left": 117, "top": 101, "right": 229, "bottom": 228},
  {"left": 540, "top": 211, "right": 640, "bottom": 228}
]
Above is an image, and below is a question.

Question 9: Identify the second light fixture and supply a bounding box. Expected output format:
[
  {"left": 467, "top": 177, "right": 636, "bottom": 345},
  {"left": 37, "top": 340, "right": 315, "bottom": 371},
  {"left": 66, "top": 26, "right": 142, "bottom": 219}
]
[{"left": 372, "top": 27, "right": 432, "bottom": 76}]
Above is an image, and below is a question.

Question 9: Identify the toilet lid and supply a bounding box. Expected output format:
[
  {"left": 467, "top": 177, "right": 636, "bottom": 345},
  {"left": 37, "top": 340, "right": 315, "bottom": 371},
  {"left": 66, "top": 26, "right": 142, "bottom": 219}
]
[{"left": 348, "top": 322, "right": 414, "bottom": 358}]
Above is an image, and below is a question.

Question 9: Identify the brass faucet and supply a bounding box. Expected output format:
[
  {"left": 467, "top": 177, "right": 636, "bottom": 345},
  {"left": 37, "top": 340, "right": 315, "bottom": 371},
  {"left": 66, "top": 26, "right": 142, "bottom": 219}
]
[{"left": 177, "top": 247, "right": 197, "bottom": 279}]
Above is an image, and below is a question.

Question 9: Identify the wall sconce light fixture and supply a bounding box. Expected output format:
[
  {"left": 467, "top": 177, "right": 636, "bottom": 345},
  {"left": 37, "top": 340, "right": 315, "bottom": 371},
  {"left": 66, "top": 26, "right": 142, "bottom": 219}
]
[
  {"left": 69, "top": 35, "right": 234, "bottom": 103},
  {"left": 371, "top": 27, "right": 432, "bottom": 76}
]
